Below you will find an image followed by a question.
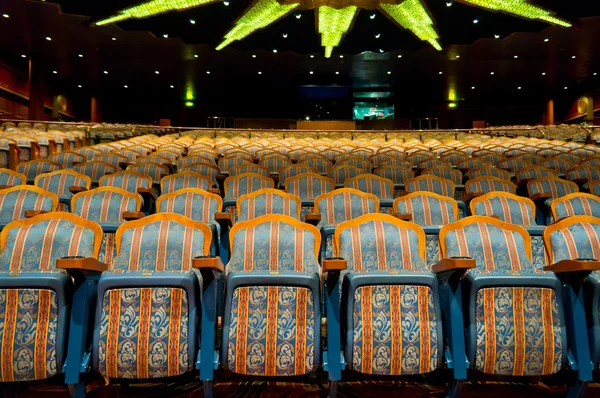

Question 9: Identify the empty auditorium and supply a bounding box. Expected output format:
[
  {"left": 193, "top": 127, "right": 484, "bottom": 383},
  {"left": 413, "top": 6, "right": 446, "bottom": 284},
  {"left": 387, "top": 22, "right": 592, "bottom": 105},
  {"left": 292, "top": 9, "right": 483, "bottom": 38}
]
[{"left": 1, "top": 0, "right": 600, "bottom": 397}]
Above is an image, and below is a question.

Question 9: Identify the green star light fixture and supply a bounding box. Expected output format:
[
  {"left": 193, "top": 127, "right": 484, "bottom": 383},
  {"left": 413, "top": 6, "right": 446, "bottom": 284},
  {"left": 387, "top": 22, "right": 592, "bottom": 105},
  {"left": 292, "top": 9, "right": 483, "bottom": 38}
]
[{"left": 94, "top": 0, "right": 572, "bottom": 57}]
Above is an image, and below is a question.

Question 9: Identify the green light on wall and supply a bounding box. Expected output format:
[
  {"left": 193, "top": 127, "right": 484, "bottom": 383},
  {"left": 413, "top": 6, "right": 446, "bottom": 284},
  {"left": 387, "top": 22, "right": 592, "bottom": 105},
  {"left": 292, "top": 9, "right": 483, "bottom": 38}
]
[
  {"left": 448, "top": 102, "right": 457, "bottom": 108},
  {"left": 185, "top": 101, "right": 194, "bottom": 107}
]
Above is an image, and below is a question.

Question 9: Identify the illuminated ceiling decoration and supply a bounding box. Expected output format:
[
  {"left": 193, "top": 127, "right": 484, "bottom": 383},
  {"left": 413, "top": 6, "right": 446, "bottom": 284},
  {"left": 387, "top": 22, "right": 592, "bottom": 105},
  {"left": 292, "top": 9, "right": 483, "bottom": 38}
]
[
  {"left": 94, "top": 0, "right": 219, "bottom": 26},
  {"left": 94, "top": 0, "right": 572, "bottom": 56},
  {"left": 216, "top": 0, "right": 299, "bottom": 50},
  {"left": 317, "top": 6, "right": 358, "bottom": 58}
]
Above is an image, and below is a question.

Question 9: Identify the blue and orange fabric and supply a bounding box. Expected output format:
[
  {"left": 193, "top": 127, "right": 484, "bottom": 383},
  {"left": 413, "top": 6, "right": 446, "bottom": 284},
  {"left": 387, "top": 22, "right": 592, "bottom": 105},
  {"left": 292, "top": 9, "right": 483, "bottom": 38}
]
[
  {"left": 328, "top": 165, "right": 363, "bottom": 186},
  {"left": 225, "top": 215, "right": 320, "bottom": 376},
  {"left": 17, "top": 160, "right": 62, "bottom": 183},
  {"left": 47, "top": 151, "right": 85, "bottom": 168},
  {"left": 345, "top": 174, "right": 394, "bottom": 200},
  {"left": 160, "top": 172, "right": 211, "bottom": 194},
  {"left": 591, "top": 181, "right": 600, "bottom": 196},
  {"left": 465, "top": 176, "right": 517, "bottom": 195},
  {"left": 472, "top": 151, "right": 503, "bottom": 165},
  {"left": 439, "top": 216, "right": 564, "bottom": 376},
  {"left": 422, "top": 166, "right": 463, "bottom": 185},
  {"left": 406, "top": 175, "right": 455, "bottom": 197},
  {"left": 551, "top": 192, "right": 600, "bottom": 220},
  {"left": 285, "top": 173, "right": 334, "bottom": 201},
  {"left": 114, "top": 148, "right": 143, "bottom": 163},
  {"left": 515, "top": 166, "right": 558, "bottom": 185},
  {"left": 417, "top": 158, "right": 451, "bottom": 170},
  {"left": 278, "top": 164, "right": 317, "bottom": 188},
  {"left": 378, "top": 159, "right": 411, "bottom": 169},
  {"left": 0, "top": 138, "right": 17, "bottom": 169},
  {"left": 259, "top": 156, "right": 291, "bottom": 175},
  {"left": 333, "top": 214, "right": 440, "bottom": 375},
  {"left": 0, "top": 212, "right": 102, "bottom": 382},
  {"left": 126, "top": 162, "right": 169, "bottom": 184},
  {"left": 95, "top": 213, "right": 211, "bottom": 379},
  {"left": 72, "top": 187, "right": 142, "bottom": 264},
  {"left": 138, "top": 154, "right": 172, "bottom": 166},
  {"left": 565, "top": 166, "right": 600, "bottom": 184},
  {"left": 374, "top": 166, "right": 414, "bottom": 185},
  {"left": 154, "top": 149, "right": 180, "bottom": 163},
  {"left": 0, "top": 186, "right": 58, "bottom": 225},
  {"left": 218, "top": 156, "right": 252, "bottom": 174},
  {"left": 179, "top": 162, "right": 219, "bottom": 187},
  {"left": 470, "top": 192, "right": 536, "bottom": 226},
  {"left": 176, "top": 155, "right": 216, "bottom": 170},
  {"left": 393, "top": 192, "right": 458, "bottom": 226},
  {"left": 34, "top": 170, "right": 91, "bottom": 209},
  {"left": 527, "top": 176, "right": 578, "bottom": 200},
  {"left": 229, "top": 163, "right": 270, "bottom": 177},
  {"left": 336, "top": 158, "right": 373, "bottom": 172},
  {"left": 543, "top": 215, "right": 600, "bottom": 263},
  {"left": 99, "top": 170, "right": 152, "bottom": 194},
  {"left": 157, "top": 188, "right": 222, "bottom": 224},
  {"left": 93, "top": 153, "right": 128, "bottom": 168},
  {"left": 441, "top": 151, "right": 470, "bottom": 165},
  {"left": 0, "top": 168, "right": 26, "bottom": 187},
  {"left": 73, "top": 161, "right": 118, "bottom": 185},
  {"left": 236, "top": 188, "right": 301, "bottom": 221},
  {"left": 223, "top": 172, "right": 274, "bottom": 201},
  {"left": 466, "top": 167, "right": 512, "bottom": 181},
  {"left": 314, "top": 188, "right": 379, "bottom": 228}
]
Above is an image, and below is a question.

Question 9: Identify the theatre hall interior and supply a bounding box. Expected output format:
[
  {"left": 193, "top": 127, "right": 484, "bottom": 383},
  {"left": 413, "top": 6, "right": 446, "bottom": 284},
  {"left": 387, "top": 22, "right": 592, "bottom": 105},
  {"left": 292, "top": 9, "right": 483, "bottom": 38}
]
[{"left": 3, "top": 0, "right": 600, "bottom": 397}]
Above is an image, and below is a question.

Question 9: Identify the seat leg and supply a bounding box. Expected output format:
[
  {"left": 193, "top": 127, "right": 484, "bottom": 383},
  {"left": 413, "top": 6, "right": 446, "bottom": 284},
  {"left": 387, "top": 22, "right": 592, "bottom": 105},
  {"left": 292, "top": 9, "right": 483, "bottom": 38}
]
[
  {"left": 203, "top": 380, "right": 214, "bottom": 398},
  {"left": 446, "top": 377, "right": 463, "bottom": 398},
  {"left": 328, "top": 380, "right": 338, "bottom": 398}
]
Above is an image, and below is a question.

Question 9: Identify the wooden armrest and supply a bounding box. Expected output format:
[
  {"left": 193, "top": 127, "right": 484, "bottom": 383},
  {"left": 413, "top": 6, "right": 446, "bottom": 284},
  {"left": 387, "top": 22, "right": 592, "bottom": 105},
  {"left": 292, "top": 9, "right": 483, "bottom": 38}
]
[
  {"left": 208, "top": 188, "right": 221, "bottom": 195},
  {"left": 215, "top": 212, "right": 233, "bottom": 227},
  {"left": 432, "top": 257, "right": 476, "bottom": 274},
  {"left": 543, "top": 259, "right": 600, "bottom": 273},
  {"left": 122, "top": 211, "right": 145, "bottom": 221},
  {"left": 56, "top": 256, "right": 108, "bottom": 272},
  {"left": 571, "top": 178, "right": 589, "bottom": 185},
  {"left": 25, "top": 210, "right": 48, "bottom": 218},
  {"left": 118, "top": 162, "right": 129, "bottom": 169},
  {"left": 69, "top": 186, "right": 87, "bottom": 194},
  {"left": 393, "top": 213, "right": 412, "bottom": 221},
  {"left": 137, "top": 187, "right": 157, "bottom": 199},
  {"left": 464, "top": 192, "right": 484, "bottom": 201},
  {"left": 530, "top": 193, "right": 552, "bottom": 201},
  {"left": 0, "top": 185, "right": 12, "bottom": 190},
  {"left": 192, "top": 256, "right": 224, "bottom": 273},
  {"left": 489, "top": 215, "right": 500, "bottom": 219},
  {"left": 305, "top": 213, "right": 321, "bottom": 226},
  {"left": 322, "top": 258, "right": 347, "bottom": 272}
]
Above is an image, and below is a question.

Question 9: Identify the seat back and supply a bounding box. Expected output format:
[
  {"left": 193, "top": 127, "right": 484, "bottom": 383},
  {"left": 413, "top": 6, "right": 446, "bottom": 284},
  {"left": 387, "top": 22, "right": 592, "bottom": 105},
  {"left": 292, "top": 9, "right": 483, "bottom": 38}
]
[
  {"left": 466, "top": 167, "right": 512, "bottom": 181},
  {"left": 157, "top": 188, "right": 222, "bottom": 223},
  {"left": 237, "top": 188, "right": 301, "bottom": 221},
  {"left": 544, "top": 216, "right": 600, "bottom": 263},
  {"left": 47, "top": 151, "right": 85, "bottom": 168},
  {"left": 218, "top": 156, "right": 252, "bottom": 174},
  {"left": 551, "top": 193, "right": 600, "bottom": 220},
  {"left": 374, "top": 166, "right": 414, "bottom": 185},
  {"left": 176, "top": 155, "right": 216, "bottom": 170},
  {"left": 0, "top": 186, "right": 58, "bottom": 224},
  {"left": 335, "top": 213, "right": 427, "bottom": 271},
  {"left": 527, "top": 177, "right": 579, "bottom": 200},
  {"left": 315, "top": 188, "right": 379, "bottom": 227},
  {"left": 72, "top": 187, "right": 142, "bottom": 226},
  {"left": 422, "top": 166, "right": 463, "bottom": 185},
  {"left": 126, "top": 162, "right": 169, "bottom": 184},
  {"left": 299, "top": 157, "right": 333, "bottom": 174},
  {"left": 179, "top": 162, "right": 219, "bottom": 186},
  {"left": 17, "top": 160, "right": 62, "bottom": 182},
  {"left": 465, "top": 176, "right": 517, "bottom": 195},
  {"left": 470, "top": 192, "right": 536, "bottom": 226},
  {"left": 284, "top": 173, "right": 334, "bottom": 201},
  {"left": 258, "top": 156, "right": 291, "bottom": 174},
  {"left": 160, "top": 172, "right": 211, "bottom": 194},
  {"left": 34, "top": 170, "right": 91, "bottom": 198},
  {"left": 344, "top": 174, "right": 394, "bottom": 199},
  {"left": 515, "top": 166, "right": 558, "bottom": 184},
  {"left": 393, "top": 192, "right": 458, "bottom": 226},
  {"left": 406, "top": 175, "right": 455, "bottom": 197},
  {"left": 229, "top": 163, "right": 269, "bottom": 177},
  {"left": 328, "top": 165, "right": 362, "bottom": 185},
  {"left": 440, "top": 216, "right": 533, "bottom": 272},
  {"left": 223, "top": 172, "right": 274, "bottom": 200},
  {"left": 278, "top": 164, "right": 316, "bottom": 188},
  {"left": 0, "top": 168, "right": 26, "bottom": 187},
  {"left": 565, "top": 166, "right": 600, "bottom": 183},
  {"left": 98, "top": 170, "right": 152, "bottom": 193},
  {"left": 94, "top": 153, "right": 128, "bottom": 167},
  {"left": 73, "top": 161, "right": 118, "bottom": 184}
]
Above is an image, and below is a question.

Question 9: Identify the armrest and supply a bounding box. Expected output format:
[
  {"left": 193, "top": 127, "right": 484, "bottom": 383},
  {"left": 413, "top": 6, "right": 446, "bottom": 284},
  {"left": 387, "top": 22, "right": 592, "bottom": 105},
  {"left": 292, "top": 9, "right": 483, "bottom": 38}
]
[
  {"left": 137, "top": 187, "right": 157, "bottom": 199},
  {"left": 69, "top": 186, "right": 88, "bottom": 194},
  {"left": 0, "top": 185, "right": 12, "bottom": 190},
  {"left": 118, "top": 162, "right": 129, "bottom": 170},
  {"left": 122, "top": 211, "right": 145, "bottom": 221},
  {"left": 192, "top": 256, "right": 224, "bottom": 273},
  {"left": 432, "top": 257, "right": 476, "bottom": 274},
  {"left": 393, "top": 213, "right": 412, "bottom": 221},
  {"left": 25, "top": 210, "right": 48, "bottom": 218},
  {"left": 464, "top": 192, "right": 484, "bottom": 202},
  {"left": 543, "top": 259, "right": 600, "bottom": 273},
  {"left": 215, "top": 212, "right": 233, "bottom": 228},
  {"left": 56, "top": 256, "right": 108, "bottom": 273},
  {"left": 322, "top": 257, "right": 347, "bottom": 272},
  {"left": 530, "top": 192, "right": 552, "bottom": 201},
  {"left": 304, "top": 213, "right": 321, "bottom": 226},
  {"left": 208, "top": 188, "right": 221, "bottom": 195}
]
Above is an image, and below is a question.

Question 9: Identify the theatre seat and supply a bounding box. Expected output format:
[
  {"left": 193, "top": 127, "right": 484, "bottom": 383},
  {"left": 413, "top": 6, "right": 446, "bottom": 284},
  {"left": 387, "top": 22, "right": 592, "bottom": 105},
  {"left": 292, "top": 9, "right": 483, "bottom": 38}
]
[
  {"left": 34, "top": 170, "right": 91, "bottom": 211},
  {"left": 17, "top": 159, "right": 62, "bottom": 184},
  {"left": 0, "top": 186, "right": 58, "bottom": 230},
  {"left": 551, "top": 192, "right": 600, "bottom": 219},
  {"left": 236, "top": 188, "right": 301, "bottom": 221},
  {"left": 160, "top": 171, "right": 212, "bottom": 194}
]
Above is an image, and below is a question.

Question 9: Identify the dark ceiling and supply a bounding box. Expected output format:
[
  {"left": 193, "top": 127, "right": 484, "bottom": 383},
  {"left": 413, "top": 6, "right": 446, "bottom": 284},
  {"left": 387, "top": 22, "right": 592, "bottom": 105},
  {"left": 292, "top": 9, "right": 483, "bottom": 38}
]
[{"left": 1, "top": 0, "right": 600, "bottom": 124}]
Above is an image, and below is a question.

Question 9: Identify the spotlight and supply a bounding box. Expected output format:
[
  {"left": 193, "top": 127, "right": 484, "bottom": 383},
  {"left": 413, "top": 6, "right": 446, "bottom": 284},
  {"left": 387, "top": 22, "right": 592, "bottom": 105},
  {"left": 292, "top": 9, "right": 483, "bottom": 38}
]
[
  {"left": 190, "top": 19, "right": 195, "bottom": 24},
  {"left": 473, "top": 19, "right": 479, "bottom": 24}
]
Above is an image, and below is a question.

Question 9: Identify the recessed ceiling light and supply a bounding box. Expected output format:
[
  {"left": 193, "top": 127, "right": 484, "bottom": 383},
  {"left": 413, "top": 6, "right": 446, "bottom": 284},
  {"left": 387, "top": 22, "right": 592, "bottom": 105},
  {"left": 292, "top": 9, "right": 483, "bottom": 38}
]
[
  {"left": 335, "top": 71, "right": 339, "bottom": 74},
  {"left": 104, "top": 70, "right": 108, "bottom": 74},
  {"left": 490, "top": 71, "right": 495, "bottom": 75},
  {"left": 155, "top": 70, "right": 160, "bottom": 74},
  {"left": 397, "top": 54, "right": 402, "bottom": 58},
  {"left": 111, "top": 37, "right": 116, "bottom": 41},
  {"left": 571, "top": 55, "right": 576, "bottom": 59},
  {"left": 206, "top": 71, "right": 211, "bottom": 74},
  {"left": 282, "top": 33, "right": 288, "bottom": 38},
  {"left": 370, "top": 13, "right": 376, "bottom": 19},
  {"left": 542, "top": 72, "right": 546, "bottom": 75},
  {"left": 2, "top": 14, "right": 9, "bottom": 18},
  {"left": 170, "top": 85, "right": 174, "bottom": 88},
  {"left": 194, "top": 54, "right": 198, "bottom": 58},
  {"left": 471, "top": 86, "right": 475, "bottom": 89},
  {"left": 272, "top": 49, "right": 277, "bottom": 53},
  {"left": 339, "top": 55, "right": 344, "bottom": 58},
  {"left": 163, "top": 34, "right": 169, "bottom": 38},
  {"left": 252, "top": 54, "right": 257, "bottom": 58},
  {"left": 544, "top": 38, "right": 549, "bottom": 42},
  {"left": 439, "top": 71, "right": 443, "bottom": 75},
  {"left": 514, "top": 55, "right": 518, "bottom": 59},
  {"left": 564, "top": 86, "right": 568, "bottom": 89},
  {"left": 310, "top": 55, "right": 314, "bottom": 58},
  {"left": 295, "top": 13, "right": 301, "bottom": 19},
  {"left": 52, "top": 70, "right": 57, "bottom": 74},
  {"left": 594, "top": 73, "right": 598, "bottom": 76},
  {"left": 494, "top": 34, "right": 500, "bottom": 39},
  {"left": 124, "top": 85, "right": 128, "bottom": 88},
  {"left": 387, "top": 71, "right": 392, "bottom": 75},
  {"left": 45, "top": 36, "right": 52, "bottom": 41},
  {"left": 517, "top": 86, "right": 522, "bottom": 89},
  {"left": 78, "top": 54, "right": 83, "bottom": 58},
  {"left": 189, "top": 19, "right": 195, "bottom": 24},
  {"left": 473, "top": 19, "right": 479, "bottom": 24},
  {"left": 309, "top": 71, "right": 314, "bottom": 75},
  {"left": 21, "top": 54, "right": 26, "bottom": 58},
  {"left": 446, "top": 2, "right": 452, "bottom": 6},
  {"left": 375, "top": 33, "right": 381, "bottom": 39},
  {"left": 258, "top": 71, "right": 262, "bottom": 75},
  {"left": 223, "top": 1, "right": 229, "bottom": 5},
  {"left": 455, "top": 55, "right": 460, "bottom": 58},
  {"left": 77, "top": 85, "right": 82, "bottom": 88}
]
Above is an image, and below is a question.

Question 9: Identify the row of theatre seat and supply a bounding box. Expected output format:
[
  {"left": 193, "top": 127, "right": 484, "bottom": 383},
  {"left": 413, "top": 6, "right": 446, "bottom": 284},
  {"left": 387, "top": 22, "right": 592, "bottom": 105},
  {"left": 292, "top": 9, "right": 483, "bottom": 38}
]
[{"left": 1, "top": 131, "right": 600, "bottom": 397}]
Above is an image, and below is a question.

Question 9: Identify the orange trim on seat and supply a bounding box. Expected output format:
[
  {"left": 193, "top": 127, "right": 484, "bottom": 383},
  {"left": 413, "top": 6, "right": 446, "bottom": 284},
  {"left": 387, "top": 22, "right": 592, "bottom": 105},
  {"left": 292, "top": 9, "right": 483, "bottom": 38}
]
[
  {"left": 156, "top": 188, "right": 223, "bottom": 213},
  {"left": 543, "top": 215, "right": 600, "bottom": 263},
  {"left": 34, "top": 169, "right": 92, "bottom": 190},
  {"left": 393, "top": 191, "right": 459, "bottom": 221},
  {"left": 71, "top": 186, "right": 143, "bottom": 214},
  {"left": 236, "top": 188, "right": 302, "bottom": 219},
  {"left": 0, "top": 185, "right": 59, "bottom": 211},
  {"left": 469, "top": 191, "right": 535, "bottom": 217},
  {"left": 313, "top": 188, "right": 380, "bottom": 215}
]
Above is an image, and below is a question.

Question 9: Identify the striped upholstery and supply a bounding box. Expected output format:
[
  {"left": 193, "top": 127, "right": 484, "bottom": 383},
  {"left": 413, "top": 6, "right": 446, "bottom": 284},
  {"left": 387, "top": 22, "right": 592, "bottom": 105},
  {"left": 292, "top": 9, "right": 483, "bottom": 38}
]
[
  {"left": 99, "top": 171, "right": 152, "bottom": 193},
  {"left": 34, "top": 170, "right": 91, "bottom": 200},
  {"left": 157, "top": 188, "right": 222, "bottom": 223},
  {"left": 154, "top": 150, "right": 180, "bottom": 163},
  {"left": 94, "top": 153, "right": 128, "bottom": 167},
  {"left": 0, "top": 169, "right": 26, "bottom": 187},
  {"left": 126, "top": 162, "right": 169, "bottom": 184},
  {"left": 441, "top": 153, "right": 469, "bottom": 165},
  {"left": 225, "top": 216, "right": 319, "bottom": 376},
  {"left": 422, "top": 167, "right": 463, "bottom": 185},
  {"left": 407, "top": 153, "right": 434, "bottom": 167},
  {"left": 237, "top": 189, "right": 301, "bottom": 221},
  {"left": 465, "top": 176, "right": 517, "bottom": 195},
  {"left": 224, "top": 173, "right": 274, "bottom": 201},
  {"left": 345, "top": 174, "right": 394, "bottom": 199},
  {"left": 17, "top": 160, "right": 62, "bottom": 182},
  {"left": 565, "top": 166, "right": 600, "bottom": 183},
  {"left": 393, "top": 192, "right": 458, "bottom": 226},
  {"left": 591, "top": 181, "right": 600, "bottom": 196},
  {"left": 379, "top": 159, "right": 411, "bottom": 169},
  {"left": 278, "top": 165, "right": 316, "bottom": 188},
  {"left": 229, "top": 163, "right": 269, "bottom": 177},
  {"left": 471, "top": 193, "right": 536, "bottom": 226},
  {"left": 374, "top": 166, "right": 414, "bottom": 184},
  {"left": 179, "top": 163, "right": 219, "bottom": 187},
  {"left": 72, "top": 187, "right": 142, "bottom": 264},
  {"left": 497, "top": 159, "right": 531, "bottom": 173},
  {"left": 138, "top": 154, "right": 171, "bottom": 166},
  {"left": 47, "top": 152, "right": 85, "bottom": 168},
  {"left": 73, "top": 161, "right": 118, "bottom": 184},
  {"left": 545, "top": 217, "right": 600, "bottom": 263},
  {"left": 176, "top": 155, "right": 216, "bottom": 170},
  {"left": 285, "top": 173, "right": 334, "bottom": 201},
  {"left": 417, "top": 159, "right": 450, "bottom": 170},
  {"left": 315, "top": 188, "right": 379, "bottom": 228},
  {"left": 406, "top": 176, "right": 455, "bottom": 197},
  {"left": 114, "top": 149, "right": 142, "bottom": 163},
  {"left": 457, "top": 159, "right": 491, "bottom": 172},
  {"left": 329, "top": 165, "right": 362, "bottom": 185},
  {"left": 0, "top": 187, "right": 58, "bottom": 224},
  {"left": 551, "top": 193, "right": 600, "bottom": 220},
  {"left": 259, "top": 157, "right": 291, "bottom": 174},
  {"left": 0, "top": 215, "right": 100, "bottom": 382},
  {"left": 160, "top": 172, "right": 211, "bottom": 194},
  {"left": 472, "top": 152, "right": 503, "bottom": 165},
  {"left": 218, "top": 156, "right": 252, "bottom": 173},
  {"left": 336, "top": 158, "right": 372, "bottom": 172},
  {"left": 466, "top": 167, "right": 512, "bottom": 181},
  {"left": 515, "top": 167, "right": 558, "bottom": 184},
  {"left": 527, "top": 177, "right": 578, "bottom": 200}
]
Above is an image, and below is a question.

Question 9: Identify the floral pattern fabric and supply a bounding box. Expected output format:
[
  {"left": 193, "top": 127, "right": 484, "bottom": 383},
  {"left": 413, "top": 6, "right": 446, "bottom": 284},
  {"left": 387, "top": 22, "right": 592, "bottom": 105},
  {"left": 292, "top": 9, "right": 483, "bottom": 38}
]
[
  {"left": 394, "top": 194, "right": 457, "bottom": 227},
  {"left": 0, "top": 189, "right": 55, "bottom": 224},
  {"left": 472, "top": 196, "right": 536, "bottom": 226},
  {"left": 237, "top": 192, "right": 299, "bottom": 222},
  {"left": 552, "top": 196, "right": 600, "bottom": 219}
]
